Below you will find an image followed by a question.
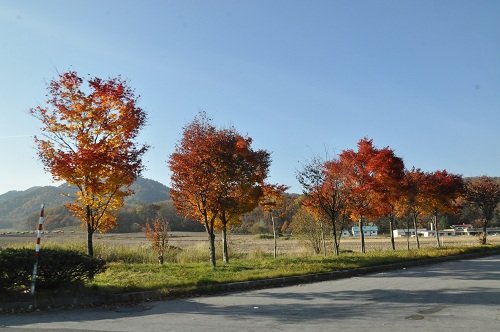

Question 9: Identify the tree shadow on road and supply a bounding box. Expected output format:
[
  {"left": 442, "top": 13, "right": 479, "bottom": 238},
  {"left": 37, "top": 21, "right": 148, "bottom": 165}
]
[
  {"left": 3, "top": 286, "right": 499, "bottom": 327},
  {"left": 3, "top": 256, "right": 499, "bottom": 327}
]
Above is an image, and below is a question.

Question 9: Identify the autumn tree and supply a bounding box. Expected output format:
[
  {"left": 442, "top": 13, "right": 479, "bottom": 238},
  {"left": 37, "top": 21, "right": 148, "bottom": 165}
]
[
  {"left": 397, "top": 168, "right": 428, "bottom": 250},
  {"left": 144, "top": 216, "right": 170, "bottom": 264},
  {"left": 465, "top": 176, "right": 500, "bottom": 245},
  {"left": 216, "top": 187, "right": 262, "bottom": 263},
  {"left": 370, "top": 149, "right": 405, "bottom": 251},
  {"left": 297, "top": 158, "right": 349, "bottom": 256},
  {"left": 260, "top": 183, "right": 289, "bottom": 259},
  {"left": 212, "top": 128, "right": 270, "bottom": 264},
  {"left": 339, "top": 138, "right": 397, "bottom": 253},
  {"left": 31, "top": 71, "right": 148, "bottom": 256},
  {"left": 422, "top": 170, "right": 464, "bottom": 248},
  {"left": 169, "top": 113, "right": 219, "bottom": 268},
  {"left": 169, "top": 113, "right": 271, "bottom": 267}
]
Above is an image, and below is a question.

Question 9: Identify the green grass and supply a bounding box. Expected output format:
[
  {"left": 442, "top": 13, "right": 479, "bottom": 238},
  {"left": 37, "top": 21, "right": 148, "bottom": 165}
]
[
  {"left": 3, "top": 240, "right": 499, "bottom": 302},
  {"left": 89, "top": 245, "right": 499, "bottom": 295}
]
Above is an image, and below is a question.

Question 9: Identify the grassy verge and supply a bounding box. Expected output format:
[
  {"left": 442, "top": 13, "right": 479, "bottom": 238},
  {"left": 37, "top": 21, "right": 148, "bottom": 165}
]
[
  {"left": 2, "top": 244, "right": 499, "bottom": 304},
  {"left": 91, "top": 245, "right": 499, "bottom": 295}
]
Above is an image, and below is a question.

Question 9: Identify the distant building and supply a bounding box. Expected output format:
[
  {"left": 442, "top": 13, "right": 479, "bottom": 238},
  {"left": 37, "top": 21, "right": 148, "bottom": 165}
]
[
  {"left": 341, "top": 229, "right": 351, "bottom": 237},
  {"left": 351, "top": 225, "right": 378, "bottom": 237},
  {"left": 451, "top": 224, "right": 478, "bottom": 236},
  {"left": 423, "top": 226, "right": 500, "bottom": 237},
  {"left": 393, "top": 229, "right": 427, "bottom": 238},
  {"left": 422, "top": 229, "right": 455, "bottom": 237}
]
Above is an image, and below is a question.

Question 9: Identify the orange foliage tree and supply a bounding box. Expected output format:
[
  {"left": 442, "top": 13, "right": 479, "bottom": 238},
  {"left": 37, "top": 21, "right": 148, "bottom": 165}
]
[
  {"left": 31, "top": 71, "right": 148, "bottom": 256},
  {"left": 169, "top": 113, "right": 220, "bottom": 268},
  {"left": 370, "top": 149, "right": 405, "bottom": 251},
  {"left": 169, "top": 113, "right": 270, "bottom": 267},
  {"left": 259, "top": 183, "right": 289, "bottom": 259},
  {"left": 339, "top": 138, "right": 404, "bottom": 253},
  {"left": 464, "top": 176, "right": 500, "bottom": 245},
  {"left": 422, "top": 170, "right": 464, "bottom": 247},
  {"left": 213, "top": 128, "right": 270, "bottom": 264},
  {"left": 396, "top": 168, "right": 428, "bottom": 249},
  {"left": 297, "top": 158, "right": 349, "bottom": 256}
]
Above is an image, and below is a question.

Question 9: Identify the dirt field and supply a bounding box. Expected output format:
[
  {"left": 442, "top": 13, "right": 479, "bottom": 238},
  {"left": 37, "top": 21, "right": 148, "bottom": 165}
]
[{"left": 1, "top": 230, "right": 499, "bottom": 255}]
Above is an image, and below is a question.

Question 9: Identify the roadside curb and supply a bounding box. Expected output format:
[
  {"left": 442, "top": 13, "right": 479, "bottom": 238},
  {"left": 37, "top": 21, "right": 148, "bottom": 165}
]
[
  {"left": 2, "top": 249, "right": 499, "bottom": 313},
  {"left": 189, "top": 249, "right": 500, "bottom": 294}
]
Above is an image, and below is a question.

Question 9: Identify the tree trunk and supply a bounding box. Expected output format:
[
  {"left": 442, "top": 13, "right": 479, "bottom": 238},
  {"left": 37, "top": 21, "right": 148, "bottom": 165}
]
[
  {"left": 389, "top": 216, "right": 395, "bottom": 251},
  {"left": 359, "top": 218, "right": 366, "bottom": 254},
  {"left": 205, "top": 222, "right": 216, "bottom": 268},
  {"left": 482, "top": 221, "right": 488, "bottom": 245},
  {"left": 412, "top": 214, "right": 420, "bottom": 249},
  {"left": 271, "top": 214, "right": 277, "bottom": 259},
  {"left": 87, "top": 225, "right": 94, "bottom": 257},
  {"left": 434, "top": 213, "right": 441, "bottom": 248},
  {"left": 320, "top": 220, "right": 326, "bottom": 257},
  {"left": 332, "top": 222, "right": 339, "bottom": 256},
  {"left": 86, "top": 205, "right": 94, "bottom": 257},
  {"left": 406, "top": 216, "right": 410, "bottom": 251},
  {"left": 222, "top": 224, "right": 229, "bottom": 263}
]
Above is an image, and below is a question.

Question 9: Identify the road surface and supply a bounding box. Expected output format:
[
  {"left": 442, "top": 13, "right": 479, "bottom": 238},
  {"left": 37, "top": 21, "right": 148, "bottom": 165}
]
[{"left": 1, "top": 255, "right": 499, "bottom": 331}]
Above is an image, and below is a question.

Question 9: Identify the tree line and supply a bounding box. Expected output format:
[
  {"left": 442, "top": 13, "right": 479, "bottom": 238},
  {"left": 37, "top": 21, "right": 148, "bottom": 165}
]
[
  {"left": 296, "top": 142, "right": 499, "bottom": 255},
  {"left": 31, "top": 71, "right": 500, "bottom": 267}
]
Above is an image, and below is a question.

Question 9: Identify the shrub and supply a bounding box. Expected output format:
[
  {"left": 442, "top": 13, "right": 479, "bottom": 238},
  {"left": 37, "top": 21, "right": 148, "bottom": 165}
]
[
  {"left": 144, "top": 216, "right": 170, "bottom": 264},
  {"left": 290, "top": 208, "right": 324, "bottom": 255},
  {"left": 0, "top": 248, "right": 106, "bottom": 292},
  {"left": 0, "top": 248, "right": 32, "bottom": 292},
  {"left": 249, "top": 221, "right": 269, "bottom": 235}
]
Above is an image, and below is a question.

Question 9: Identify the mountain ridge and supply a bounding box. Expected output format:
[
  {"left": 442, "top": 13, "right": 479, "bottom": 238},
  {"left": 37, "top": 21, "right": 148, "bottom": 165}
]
[{"left": 0, "top": 177, "right": 170, "bottom": 229}]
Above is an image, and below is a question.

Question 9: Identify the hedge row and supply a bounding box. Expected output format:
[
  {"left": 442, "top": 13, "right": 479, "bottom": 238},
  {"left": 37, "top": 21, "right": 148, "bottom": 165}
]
[{"left": 0, "top": 248, "right": 106, "bottom": 292}]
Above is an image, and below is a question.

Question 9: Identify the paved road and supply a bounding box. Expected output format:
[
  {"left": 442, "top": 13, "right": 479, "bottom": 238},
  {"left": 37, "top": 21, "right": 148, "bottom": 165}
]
[{"left": 1, "top": 255, "right": 499, "bottom": 332}]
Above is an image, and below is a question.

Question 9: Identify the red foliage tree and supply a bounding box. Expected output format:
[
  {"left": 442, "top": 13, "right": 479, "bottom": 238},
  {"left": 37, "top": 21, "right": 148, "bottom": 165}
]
[
  {"left": 465, "top": 176, "right": 500, "bottom": 244},
  {"left": 396, "top": 168, "right": 428, "bottom": 249},
  {"left": 422, "top": 170, "right": 464, "bottom": 247},
  {"left": 297, "top": 158, "right": 349, "bottom": 256},
  {"left": 370, "top": 149, "right": 405, "bottom": 250},
  {"left": 213, "top": 128, "right": 271, "bottom": 263},
  {"left": 31, "top": 72, "right": 148, "bottom": 256},
  {"left": 169, "top": 113, "right": 270, "bottom": 267},
  {"left": 169, "top": 113, "right": 220, "bottom": 267},
  {"left": 339, "top": 138, "right": 404, "bottom": 253}
]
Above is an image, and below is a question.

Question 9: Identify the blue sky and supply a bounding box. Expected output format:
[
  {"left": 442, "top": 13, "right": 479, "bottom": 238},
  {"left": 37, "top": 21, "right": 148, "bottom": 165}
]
[{"left": 1, "top": 0, "right": 499, "bottom": 195}]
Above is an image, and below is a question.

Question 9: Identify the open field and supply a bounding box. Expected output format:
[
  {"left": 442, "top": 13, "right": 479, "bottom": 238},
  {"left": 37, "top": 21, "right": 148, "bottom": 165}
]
[{"left": 2, "top": 231, "right": 499, "bottom": 255}]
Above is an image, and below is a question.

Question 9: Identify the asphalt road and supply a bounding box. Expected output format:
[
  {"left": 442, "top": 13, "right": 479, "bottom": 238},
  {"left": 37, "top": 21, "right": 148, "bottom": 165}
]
[{"left": 1, "top": 255, "right": 499, "bottom": 332}]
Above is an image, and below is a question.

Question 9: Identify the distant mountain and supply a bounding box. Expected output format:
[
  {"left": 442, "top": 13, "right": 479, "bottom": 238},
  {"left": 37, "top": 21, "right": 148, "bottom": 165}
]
[
  {"left": 0, "top": 186, "right": 71, "bottom": 229},
  {"left": 127, "top": 177, "right": 170, "bottom": 204},
  {"left": 0, "top": 177, "right": 170, "bottom": 230}
]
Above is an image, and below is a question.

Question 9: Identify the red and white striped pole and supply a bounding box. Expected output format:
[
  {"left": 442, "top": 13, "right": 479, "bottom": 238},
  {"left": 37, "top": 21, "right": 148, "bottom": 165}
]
[{"left": 31, "top": 204, "right": 44, "bottom": 296}]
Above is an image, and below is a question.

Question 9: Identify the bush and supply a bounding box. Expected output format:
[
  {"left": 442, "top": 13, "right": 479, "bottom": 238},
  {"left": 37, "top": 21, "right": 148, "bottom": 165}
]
[
  {"left": 290, "top": 208, "right": 324, "bottom": 255},
  {"left": 0, "top": 248, "right": 106, "bottom": 292},
  {"left": 249, "top": 221, "right": 269, "bottom": 235}
]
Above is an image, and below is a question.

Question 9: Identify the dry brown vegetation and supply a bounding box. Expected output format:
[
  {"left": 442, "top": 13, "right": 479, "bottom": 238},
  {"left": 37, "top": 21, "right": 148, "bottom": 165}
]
[{"left": 2, "top": 231, "right": 499, "bottom": 256}]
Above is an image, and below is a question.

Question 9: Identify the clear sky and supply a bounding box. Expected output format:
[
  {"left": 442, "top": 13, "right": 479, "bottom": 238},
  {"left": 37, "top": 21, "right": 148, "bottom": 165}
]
[{"left": 1, "top": 0, "right": 499, "bottom": 195}]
